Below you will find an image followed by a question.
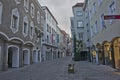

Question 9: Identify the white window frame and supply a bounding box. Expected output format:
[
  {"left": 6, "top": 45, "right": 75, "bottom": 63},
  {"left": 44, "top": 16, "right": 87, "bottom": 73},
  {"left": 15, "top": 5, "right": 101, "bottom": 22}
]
[
  {"left": 30, "top": 21, "right": 34, "bottom": 39},
  {"left": 100, "top": 13, "right": 106, "bottom": 30},
  {"left": 23, "top": 15, "right": 28, "bottom": 37},
  {"left": 10, "top": 8, "right": 20, "bottom": 33},
  {"left": 93, "top": 2, "right": 96, "bottom": 14},
  {"left": 30, "top": 3, "right": 35, "bottom": 18},
  {"left": 95, "top": 21, "right": 98, "bottom": 34},
  {"left": 76, "top": 11, "right": 82, "bottom": 16},
  {"left": 0, "top": 2, "right": 3, "bottom": 24},
  {"left": 109, "top": 1, "right": 116, "bottom": 24},
  {"left": 15, "top": 0, "right": 21, "bottom": 4},
  {"left": 98, "top": 0, "right": 103, "bottom": 6},
  {"left": 77, "top": 21, "right": 83, "bottom": 27},
  {"left": 37, "top": 11, "right": 40, "bottom": 24},
  {"left": 24, "top": 0, "right": 29, "bottom": 12}
]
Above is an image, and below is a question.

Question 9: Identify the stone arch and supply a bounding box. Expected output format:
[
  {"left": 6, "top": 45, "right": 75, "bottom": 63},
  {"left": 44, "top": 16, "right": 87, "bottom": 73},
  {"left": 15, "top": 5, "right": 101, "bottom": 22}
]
[
  {"left": 111, "top": 37, "right": 120, "bottom": 69},
  {"left": 10, "top": 37, "right": 24, "bottom": 45},
  {"left": 8, "top": 45, "right": 19, "bottom": 68},
  {"left": 0, "top": 32, "right": 9, "bottom": 41},
  {"left": 24, "top": 41, "right": 34, "bottom": 47},
  {"left": 23, "top": 49, "right": 30, "bottom": 65},
  {"left": 102, "top": 41, "right": 112, "bottom": 65}
]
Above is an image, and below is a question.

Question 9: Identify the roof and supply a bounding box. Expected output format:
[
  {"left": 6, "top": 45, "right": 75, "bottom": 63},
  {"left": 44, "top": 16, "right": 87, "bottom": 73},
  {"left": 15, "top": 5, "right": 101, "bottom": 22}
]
[
  {"left": 42, "top": 6, "right": 58, "bottom": 24},
  {"left": 72, "top": 3, "right": 84, "bottom": 8}
]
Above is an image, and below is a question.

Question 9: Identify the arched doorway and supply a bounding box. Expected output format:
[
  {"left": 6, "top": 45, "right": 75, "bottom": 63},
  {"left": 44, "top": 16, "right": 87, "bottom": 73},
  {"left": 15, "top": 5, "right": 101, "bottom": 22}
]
[
  {"left": 23, "top": 49, "right": 30, "bottom": 65},
  {"left": 33, "top": 50, "right": 38, "bottom": 63},
  {"left": 112, "top": 37, "right": 120, "bottom": 69},
  {"left": 103, "top": 41, "right": 112, "bottom": 65},
  {"left": 8, "top": 46, "right": 19, "bottom": 68},
  {"left": 96, "top": 43, "right": 104, "bottom": 64}
]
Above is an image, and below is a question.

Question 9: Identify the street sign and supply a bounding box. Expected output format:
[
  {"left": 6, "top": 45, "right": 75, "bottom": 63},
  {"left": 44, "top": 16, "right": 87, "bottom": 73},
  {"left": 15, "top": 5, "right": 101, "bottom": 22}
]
[{"left": 104, "top": 15, "right": 120, "bottom": 20}]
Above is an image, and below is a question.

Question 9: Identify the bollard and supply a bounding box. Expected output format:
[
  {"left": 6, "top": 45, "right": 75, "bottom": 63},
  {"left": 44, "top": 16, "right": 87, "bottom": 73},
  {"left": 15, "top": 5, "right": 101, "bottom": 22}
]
[{"left": 68, "top": 64, "right": 74, "bottom": 74}]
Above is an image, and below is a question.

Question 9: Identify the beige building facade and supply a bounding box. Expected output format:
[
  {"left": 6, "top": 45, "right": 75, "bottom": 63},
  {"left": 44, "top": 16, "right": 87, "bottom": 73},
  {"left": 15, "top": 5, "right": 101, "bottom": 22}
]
[{"left": 84, "top": 0, "right": 120, "bottom": 69}]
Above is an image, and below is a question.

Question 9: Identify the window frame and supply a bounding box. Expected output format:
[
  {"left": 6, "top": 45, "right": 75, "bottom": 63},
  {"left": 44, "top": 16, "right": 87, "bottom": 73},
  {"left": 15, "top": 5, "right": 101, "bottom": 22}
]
[
  {"left": 77, "top": 21, "right": 83, "bottom": 28},
  {"left": 10, "top": 8, "right": 20, "bottom": 33},
  {"left": 30, "top": 21, "right": 34, "bottom": 39},
  {"left": 24, "top": 0, "right": 29, "bottom": 12},
  {"left": 30, "top": 3, "right": 35, "bottom": 18},
  {"left": 23, "top": 15, "right": 28, "bottom": 37}
]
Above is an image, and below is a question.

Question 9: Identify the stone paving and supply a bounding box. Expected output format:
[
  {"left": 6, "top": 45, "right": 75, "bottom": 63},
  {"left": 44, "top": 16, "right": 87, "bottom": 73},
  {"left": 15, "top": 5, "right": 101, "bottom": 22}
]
[{"left": 0, "top": 56, "right": 120, "bottom": 80}]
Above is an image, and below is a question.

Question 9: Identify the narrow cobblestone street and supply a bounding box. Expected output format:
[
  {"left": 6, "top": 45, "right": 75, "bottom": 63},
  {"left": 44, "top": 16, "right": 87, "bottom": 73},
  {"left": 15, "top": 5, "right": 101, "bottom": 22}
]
[{"left": 0, "top": 57, "right": 120, "bottom": 80}]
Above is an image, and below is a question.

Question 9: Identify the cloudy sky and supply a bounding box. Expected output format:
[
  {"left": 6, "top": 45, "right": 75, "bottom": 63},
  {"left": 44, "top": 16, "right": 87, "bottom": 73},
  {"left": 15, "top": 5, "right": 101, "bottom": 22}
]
[{"left": 39, "top": 0, "right": 84, "bottom": 36}]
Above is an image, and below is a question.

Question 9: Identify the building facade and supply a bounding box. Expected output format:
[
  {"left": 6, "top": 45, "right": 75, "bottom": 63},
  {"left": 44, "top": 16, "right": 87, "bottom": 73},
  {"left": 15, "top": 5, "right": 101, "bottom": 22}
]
[
  {"left": 84, "top": 0, "right": 120, "bottom": 69},
  {"left": 42, "top": 6, "right": 65, "bottom": 61},
  {"left": 70, "top": 3, "right": 87, "bottom": 58},
  {"left": 0, "top": 0, "right": 45, "bottom": 71}
]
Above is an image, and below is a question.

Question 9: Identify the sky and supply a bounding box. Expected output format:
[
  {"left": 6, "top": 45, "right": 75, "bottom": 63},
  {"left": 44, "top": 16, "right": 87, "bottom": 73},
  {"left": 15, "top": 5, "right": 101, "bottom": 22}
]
[{"left": 39, "top": 0, "right": 84, "bottom": 36}]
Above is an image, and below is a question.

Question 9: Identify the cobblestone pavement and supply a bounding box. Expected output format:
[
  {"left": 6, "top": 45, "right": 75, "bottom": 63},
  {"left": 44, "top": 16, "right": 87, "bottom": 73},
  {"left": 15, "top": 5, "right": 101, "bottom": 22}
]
[{"left": 0, "top": 56, "right": 120, "bottom": 80}]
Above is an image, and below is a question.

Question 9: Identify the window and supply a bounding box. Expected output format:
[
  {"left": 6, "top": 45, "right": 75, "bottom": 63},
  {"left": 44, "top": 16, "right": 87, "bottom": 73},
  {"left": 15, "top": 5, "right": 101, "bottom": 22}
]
[
  {"left": 95, "top": 21, "right": 98, "bottom": 34},
  {"left": 98, "top": 0, "right": 103, "bottom": 6},
  {"left": 0, "top": 2, "right": 3, "bottom": 24},
  {"left": 47, "top": 35, "right": 49, "bottom": 43},
  {"left": 93, "top": 2, "right": 96, "bottom": 14},
  {"left": 77, "top": 21, "right": 83, "bottom": 27},
  {"left": 30, "top": 21, "right": 34, "bottom": 39},
  {"left": 79, "top": 33, "right": 83, "bottom": 40},
  {"left": 76, "top": 11, "right": 82, "bottom": 16},
  {"left": 90, "top": 26, "right": 93, "bottom": 37},
  {"left": 109, "top": 1, "right": 116, "bottom": 23},
  {"left": 24, "top": 0, "right": 29, "bottom": 12},
  {"left": 30, "top": 3, "right": 35, "bottom": 18},
  {"left": 12, "top": 15, "right": 18, "bottom": 29},
  {"left": 23, "top": 16, "right": 28, "bottom": 36},
  {"left": 37, "top": 11, "right": 40, "bottom": 24},
  {"left": 100, "top": 13, "right": 106, "bottom": 30},
  {"left": 89, "top": 10, "right": 92, "bottom": 20},
  {"left": 10, "top": 8, "right": 19, "bottom": 33}
]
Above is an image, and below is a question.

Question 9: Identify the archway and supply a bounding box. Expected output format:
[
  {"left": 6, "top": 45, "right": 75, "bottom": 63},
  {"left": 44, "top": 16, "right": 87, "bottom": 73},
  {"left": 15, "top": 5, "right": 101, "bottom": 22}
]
[
  {"left": 23, "top": 49, "right": 30, "bottom": 65},
  {"left": 102, "top": 41, "right": 112, "bottom": 65},
  {"left": 33, "top": 50, "right": 38, "bottom": 63},
  {"left": 112, "top": 37, "right": 120, "bottom": 69},
  {"left": 96, "top": 43, "right": 104, "bottom": 64},
  {"left": 8, "top": 46, "right": 19, "bottom": 68}
]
